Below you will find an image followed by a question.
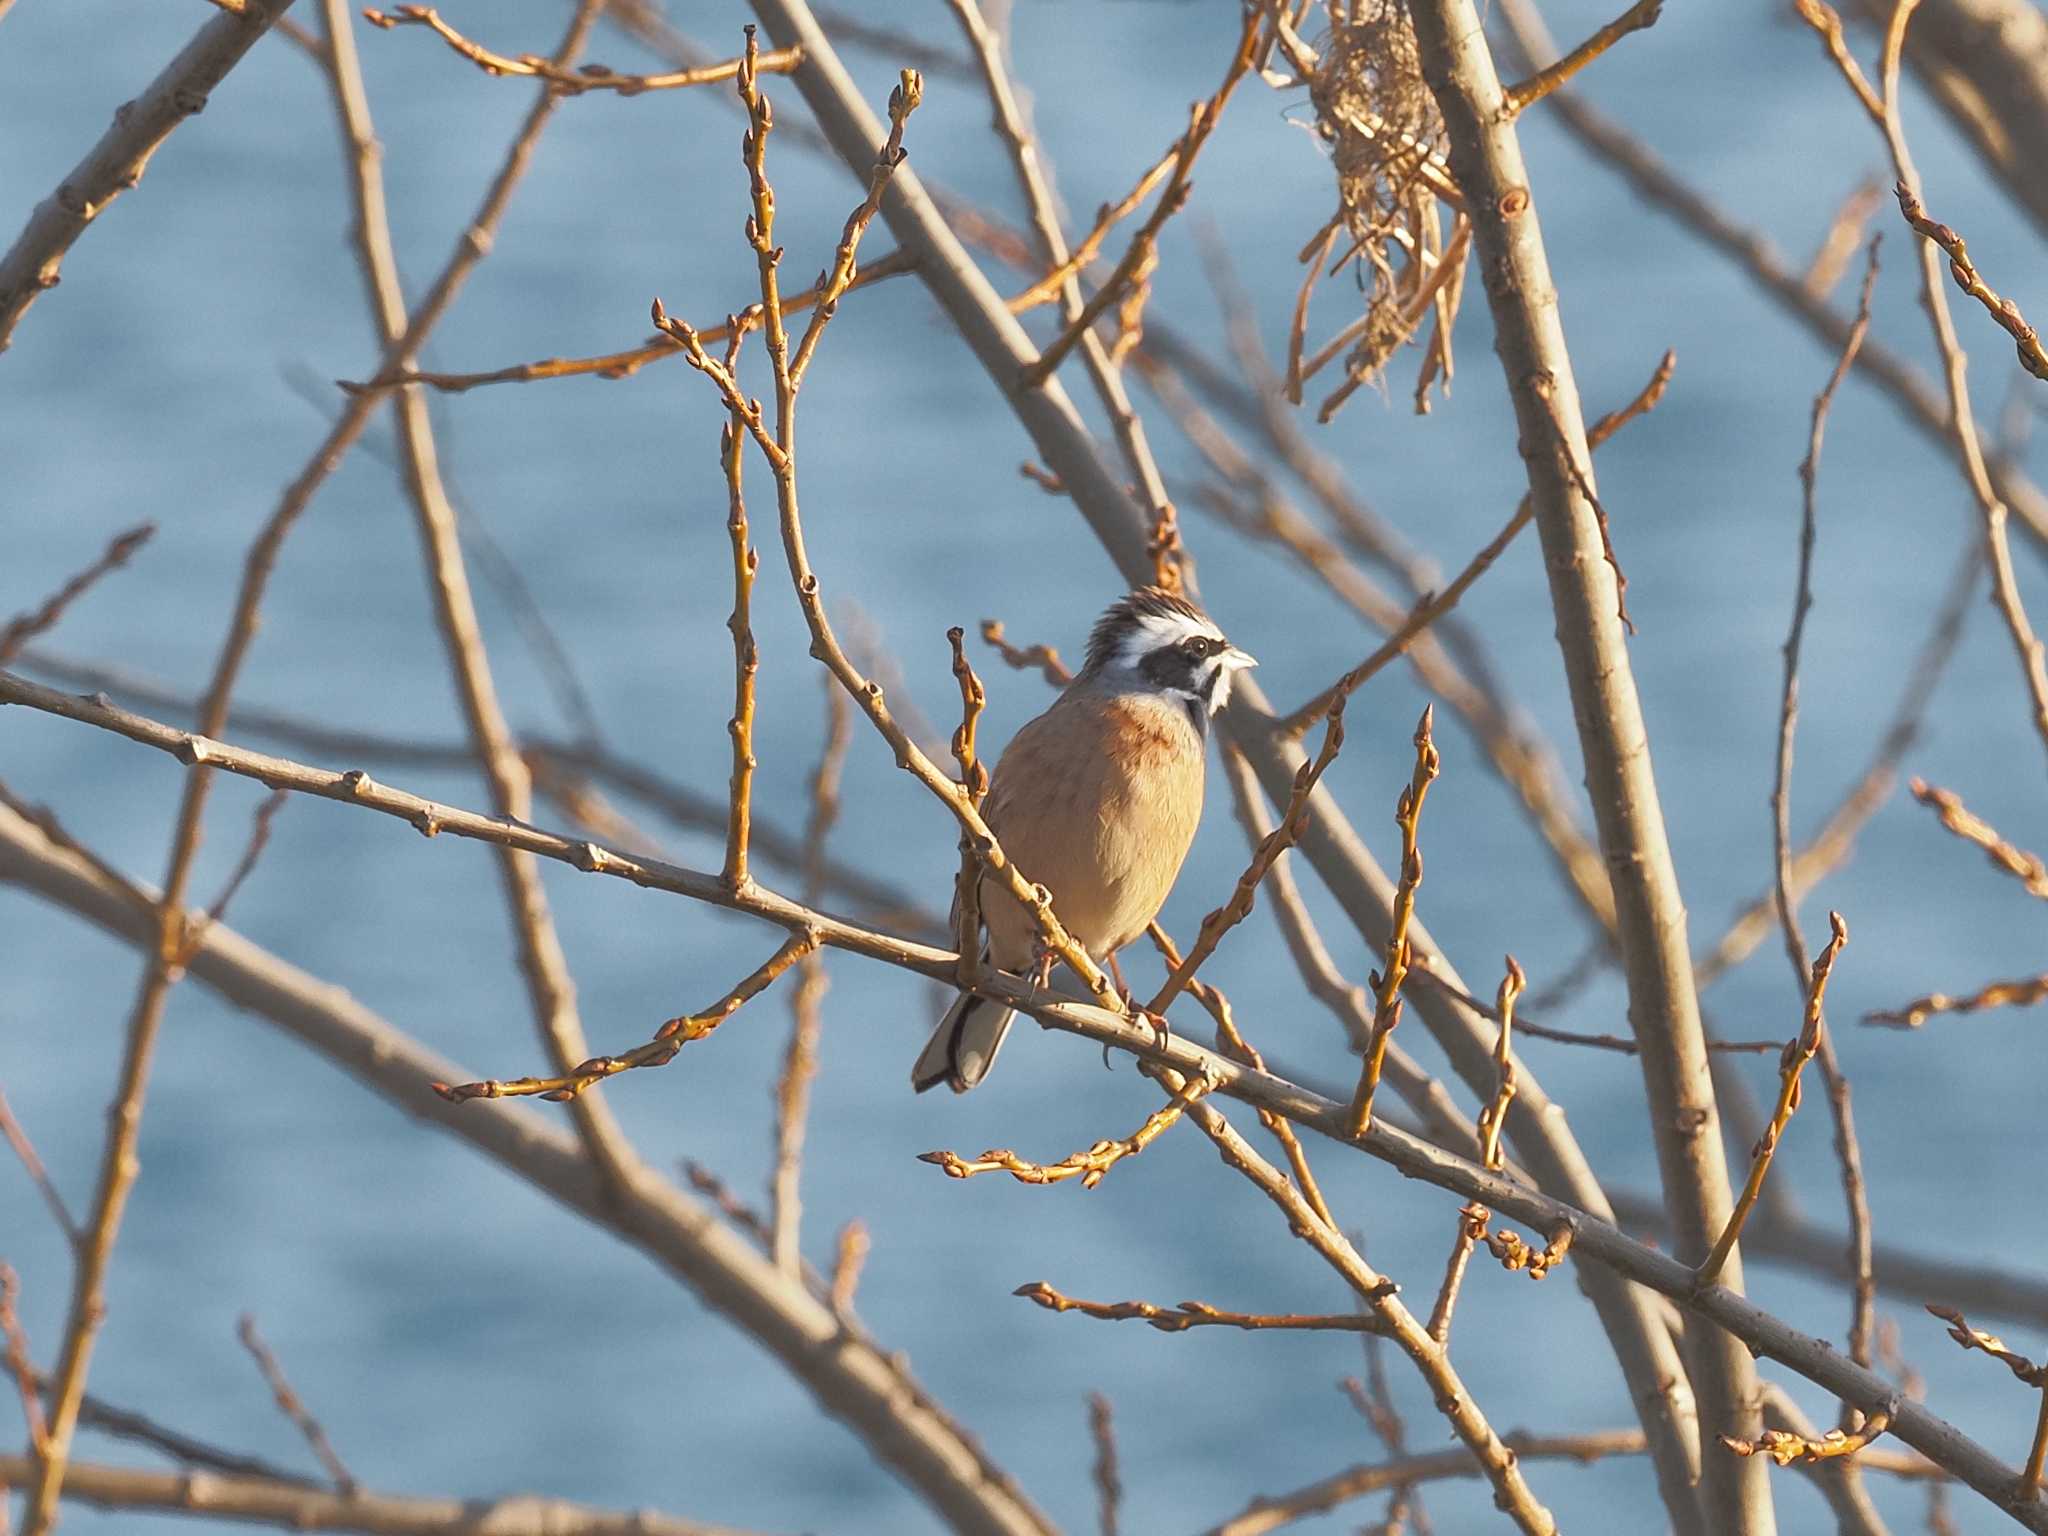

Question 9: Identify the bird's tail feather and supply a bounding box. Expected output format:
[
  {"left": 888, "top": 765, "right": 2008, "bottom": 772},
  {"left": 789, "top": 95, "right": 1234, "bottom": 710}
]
[{"left": 912, "top": 989, "right": 1017, "bottom": 1094}]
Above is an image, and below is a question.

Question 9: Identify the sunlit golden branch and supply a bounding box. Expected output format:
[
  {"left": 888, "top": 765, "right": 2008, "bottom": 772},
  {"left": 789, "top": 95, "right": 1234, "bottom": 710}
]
[
  {"left": 1276, "top": 351, "right": 1674, "bottom": 736},
  {"left": 1015, "top": 1281, "right": 1388, "bottom": 1334},
  {"left": 1500, "top": 0, "right": 1664, "bottom": 118},
  {"left": 1723, "top": 1398, "right": 1898, "bottom": 1468},
  {"left": 1794, "top": 0, "right": 2048, "bottom": 772},
  {"left": 1865, "top": 970, "right": 2048, "bottom": 1029},
  {"left": 1908, "top": 777, "right": 2048, "bottom": 898},
  {"left": 652, "top": 43, "right": 1119, "bottom": 1018},
  {"left": 1894, "top": 182, "right": 2048, "bottom": 382},
  {"left": 948, "top": 627, "right": 989, "bottom": 990},
  {"left": 1698, "top": 912, "right": 1849, "bottom": 1286},
  {"left": 1019, "top": 10, "right": 1262, "bottom": 385},
  {"left": 829, "top": 1219, "right": 867, "bottom": 1316},
  {"left": 1004, "top": 153, "right": 1178, "bottom": 314},
  {"left": 920, "top": 1071, "right": 1213, "bottom": 1190},
  {"left": 1146, "top": 697, "right": 1347, "bottom": 1017},
  {"left": 1345, "top": 707, "right": 1439, "bottom": 1138},
  {"left": 338, "top": 249, "right": 918, "bottom": 395},
  {"left": 1146, "top": 921, "right": 1336, "bottom": 1230},
  {"left": 363, "top": 5, "right": 800, "bottom": 94},
  {"left": 1927, "top": 1302, "right": 2048, "bottom": 1497},
  {"left": 1426, "top": 957, "right": 1523, "bottom": 1340},
  {"left": 434, "top": 929, "right": 819, "bottom": 1102},
  {"left": 979, "top": 619, "right": 1073, "bottom": 687}
]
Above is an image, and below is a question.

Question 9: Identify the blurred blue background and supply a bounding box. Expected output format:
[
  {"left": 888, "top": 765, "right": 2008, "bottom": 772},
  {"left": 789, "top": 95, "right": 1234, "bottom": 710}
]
[{"left": 3, "top": 1, "right": 2046, "bottom": 1531}]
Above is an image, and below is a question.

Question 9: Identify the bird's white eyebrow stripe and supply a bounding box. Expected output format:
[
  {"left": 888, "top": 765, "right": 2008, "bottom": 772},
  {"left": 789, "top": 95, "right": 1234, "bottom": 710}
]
[{"left": 1127, "top": 610, "right": 1224, "bottom": 652}]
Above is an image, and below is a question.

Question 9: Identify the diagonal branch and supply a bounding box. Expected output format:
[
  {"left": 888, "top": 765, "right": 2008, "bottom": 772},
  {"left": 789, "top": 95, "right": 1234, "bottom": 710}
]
[
  {"left": 318, "top": 0, "right": 640, "bottom": 1193},
  {"left": 1499, "top": 0, "right": 1663, "bottom": 117},
  {"left": 0, "top": 0, "right": 299, "bottom": 351},
  {"left": 0, "top": 524, "right": 155, "bottom": 667},
  {"left": 0, "top": 795, "right": 1057, "bottom": 1536}
]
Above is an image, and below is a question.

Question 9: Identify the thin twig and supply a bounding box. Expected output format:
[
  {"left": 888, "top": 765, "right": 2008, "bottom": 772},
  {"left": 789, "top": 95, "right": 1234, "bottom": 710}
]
[
  {"left": 1345, "top": 708, "right": 1438, "bottom": 1138},
  {"left": 719, "top": 326, "right": 759, "bottom": 892},
  {"left": 1698, "top": 914, "right": 1850, "bottom": 1286},
  {"left": 1, "top": 1264, "right": 46, "bottom": 1454},
  {"left": 1925, "top": 1303, "right": 2048, "bottom": 1498},
  {"left": 1494, "top": 0, "right": 2048, "bottom": 563},
  {"left": 1771, "top": 236, "right": 1881, "bottom": 1393},
  {"left": 1275, "top": 350, "right": 1674, "bottom": 736},
  {"left": 0, "top": 524, "right": 155, "bottom": 667},
  {"left": 1723, "top": 1397, "right": 1899, "bottom": 1467},
  {"left": 435, "top": 929, "right": 820, "bottom": 1102},
  {"left": 1907, "top": 776, "right": 2048, "bottom": 897},
  {"left": 1894, "top": 181, "right": 2048, "bottom": 382},
  {"left": 1017, "top": 10, "right": 1263, "bottom": 386},
  {"left": 199, "top": 789, "right": 289, "bottom": 932},
  {"left": 1499, "top": 0, "right": 1664, "bottom": 117},
  {"left": 235, "top": 1315, "right": 355, "bottom": 1493},
  {"left": 0, "top": 1452, "right": 776, "bottom": 1536},
  {"left": 651, "top": 45, "right": 1122, "bottom": 1017},
  {"left": 1795, "top": 0, "right": 2048, "bottom": 770},
  {"left": 1204, "top": 1430, "right": 1703, "bottom": 1536},
  {"left": 338, "top": 249, "right": 918, "bottom": 395},
  {"left": 326, "top": 0, "right": 639, "bottom": 1197},
  {"left": 1016, "top": 1283, "right": 1385, "bottom": 1335},
  {"left": 363, "top": 5, "right": 799, "bottom": 94},
  {"left": 828, "top": 1219, "right": 867, "bottom": 1316},
  {"left": 1142, "top": 922, "right": 1338, "bottom": 1229},
  {"left": 921, "top": 1072, "right": 1214, "bottom": 1190},
  {"left": 0, "top": 1091, "right": 77, "bottom": 1246},
  {"left": 1864, "top": 970, "right": 2048, "bottom": 1029},
  {"left": 15, "top": 648, "right": 936, "bottom": 933},
  {"left": 1187, "top": 1100, "right": 1559, "bottom": 1534},
  {"left": 1696, "top": 543, "right": 1977, "bottom": 991},
  {"left": 769, "top": 681, "right": 847, "bottom": 1276},
  {"left": 978, "top": 620, "right": 1072, "bottom": 687},
  {"left": 1427, "top": 957, "right": 1524, "bottom": 1342},
  {"left": 1087, "top": 1394, "right": 1121, "bottom": 1536},
  {"left": 1146, "top": 699, "right": 1347, "bottom": 1016},
  {"left": 9, "top": 0, "right": 598, "bottom": 1491}
]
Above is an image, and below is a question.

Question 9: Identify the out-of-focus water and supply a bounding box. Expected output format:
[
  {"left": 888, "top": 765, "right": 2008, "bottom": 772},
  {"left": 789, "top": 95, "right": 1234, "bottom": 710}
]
[{"left": 3, "top": 2, "right": 2046, "bottom": 1531}]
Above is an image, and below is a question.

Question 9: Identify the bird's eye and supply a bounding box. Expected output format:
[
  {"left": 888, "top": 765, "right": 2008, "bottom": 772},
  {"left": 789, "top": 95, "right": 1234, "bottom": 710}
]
[{"left": 1180, "top": 637, "right": 1214, "bottom": 659}]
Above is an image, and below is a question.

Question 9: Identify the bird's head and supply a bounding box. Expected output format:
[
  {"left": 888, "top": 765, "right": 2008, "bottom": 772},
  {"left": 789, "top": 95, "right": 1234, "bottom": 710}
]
[{"left": 1082, "top": 586, "right": 1257, "bottom": 717}]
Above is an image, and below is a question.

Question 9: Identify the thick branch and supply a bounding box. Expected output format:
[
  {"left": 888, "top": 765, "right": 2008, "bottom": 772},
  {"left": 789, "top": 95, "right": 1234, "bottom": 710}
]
[
  {"left": 1404, "top": 3, "right": 1764, "bottom": 1528},
  {"left": 0, "top": 1452, "right": 769, "bottom": 1536},
  {"left": 741, "top": 3, "right": 1707, "bottom": 1518},
  {"left": 0, "top": 0, "right": 299, "bottom": 350},
  {"left": 0, "top": 794, "right": 1056, "bottom": 1536},
  {"left": 11, "top": 689, "right": 2042, "bottom": 1525}
]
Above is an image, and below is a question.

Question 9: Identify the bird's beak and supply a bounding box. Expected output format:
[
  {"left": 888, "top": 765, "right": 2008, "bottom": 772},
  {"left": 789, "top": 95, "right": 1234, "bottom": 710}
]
[{"left": 1223, "top": 645, "right": 1257, "bottom": 670}]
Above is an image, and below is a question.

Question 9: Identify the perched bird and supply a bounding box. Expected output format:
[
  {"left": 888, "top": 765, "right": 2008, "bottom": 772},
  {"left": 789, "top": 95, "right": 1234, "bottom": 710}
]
[{"left": 913, "top": 586, "right": 1257, "bottom": 1093}]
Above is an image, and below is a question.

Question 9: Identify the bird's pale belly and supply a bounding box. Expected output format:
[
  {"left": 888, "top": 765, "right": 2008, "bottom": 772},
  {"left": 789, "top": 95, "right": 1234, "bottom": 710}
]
[{"left": 980, "top": 766, "right": 1201, "bottom": 968}]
